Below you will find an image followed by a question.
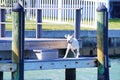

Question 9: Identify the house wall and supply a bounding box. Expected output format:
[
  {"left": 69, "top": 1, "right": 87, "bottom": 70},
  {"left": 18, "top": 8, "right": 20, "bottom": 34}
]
[
  {"left": 109, "top": 0, "right": 120, "bottom": 18},
  {"left": 110, "top": 0, "right": 120, "bottom": 1}
]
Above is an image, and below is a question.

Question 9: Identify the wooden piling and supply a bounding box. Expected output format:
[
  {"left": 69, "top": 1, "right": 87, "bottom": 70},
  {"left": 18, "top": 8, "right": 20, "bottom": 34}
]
[
  {"left": 12, "top": 3, "right": 25, "bottom": 80},
  {"left": 0, "top": 72, "right": 3, "bottom": 80},
  {"left": 36, "top": 9, "right": 42, "bottom": 38},
  {"left": 97, "top": 5, "right": 109, "bottom": 80},
  {"left": 0, "top": 8, "right": 6, "bottom": 80},
  {"left": 65, "top": 9, "right": 81, "bottom": 80},
  {"left": 74, "top": 9, "right": 81, "bottom": 39},
  {"left": 0, "top": 9, "right": 5, "bottom": 37},
  {"left": 0, "top": 57, "right": 3, "bottom": 80}
]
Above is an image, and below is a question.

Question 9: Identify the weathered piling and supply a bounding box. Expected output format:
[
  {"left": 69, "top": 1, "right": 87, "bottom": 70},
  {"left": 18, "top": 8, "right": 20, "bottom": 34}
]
[
  {"left": 0, "top": 8, "right": 5, "bottom": 80},
  {"left": 12, "top": 3, "right": 25, "bottom": 80},
  {"left": 0, "top": 56, "right": 3, "bottom": 80},
  {"left": 65, "top": 9, "right": 81, "bottom": 80},
  {"left": 0, "top": 72, "right": 3, "bottom": 80},
  {"left": 97, "top": 5, "right": 109, "bottom": 80},
  {"left": 74, "top": 9, "right": 81, "bottom": 39},
  {"left": 36, "top": 9, "right": 42, "bottom": 38},
  {"left": 0, "top": 9, "right": 5, "bottom": 37}
]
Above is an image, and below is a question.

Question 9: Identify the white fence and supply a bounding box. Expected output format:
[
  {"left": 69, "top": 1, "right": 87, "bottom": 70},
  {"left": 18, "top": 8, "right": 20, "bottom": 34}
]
[{"left": 0, "top": 0, "right": 109, "bottom": 28}]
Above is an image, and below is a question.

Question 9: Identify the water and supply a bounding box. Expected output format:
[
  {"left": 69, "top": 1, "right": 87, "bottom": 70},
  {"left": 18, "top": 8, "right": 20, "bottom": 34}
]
[{"left": 3, "top": 58, "right": 120, "bottom": 80}]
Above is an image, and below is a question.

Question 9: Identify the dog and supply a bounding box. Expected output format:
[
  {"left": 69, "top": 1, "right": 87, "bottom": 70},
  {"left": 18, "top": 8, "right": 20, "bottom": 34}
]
[{"left": 63, "top": 34, "right": 80, "bottom": 58}]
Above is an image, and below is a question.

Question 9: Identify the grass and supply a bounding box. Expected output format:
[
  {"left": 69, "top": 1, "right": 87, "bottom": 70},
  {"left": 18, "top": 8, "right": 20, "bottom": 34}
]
[
  {"left": 109, "top": 18, "right": 120, "bottom": 29},
  {"left": 6, "top": 19, "right": 75, "bottom": 30},
  {"left": 5, "top": 18, "right": 120, "bottom": 30}
]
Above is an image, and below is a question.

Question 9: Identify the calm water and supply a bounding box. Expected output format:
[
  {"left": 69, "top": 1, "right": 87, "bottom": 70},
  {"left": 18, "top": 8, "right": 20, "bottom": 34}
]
[{"left": 3, "top": 58, "right": 120, "bottom": 80}]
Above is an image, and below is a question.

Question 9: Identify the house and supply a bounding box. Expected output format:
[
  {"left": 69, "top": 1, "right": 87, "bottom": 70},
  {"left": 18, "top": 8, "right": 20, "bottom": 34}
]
[{"left": 109, "top": 0, "right": 120, "bottom": 18}]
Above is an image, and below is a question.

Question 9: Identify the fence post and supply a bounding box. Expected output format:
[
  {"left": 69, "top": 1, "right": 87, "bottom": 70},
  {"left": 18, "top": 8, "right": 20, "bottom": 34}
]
[
  {"left": 36, "top": 9, "right": 42, "bottom": 38},
  {"left": 65, "top": 9, "right": 81, "bottom": 80},
  {"left": 12, "top": 3, "right": 25, "bottom": 80},
  {"left": 0, "top": 9, "right": 5, "bottom": 37},
  {"left": 26, "top": 0, "right": 30, "bottom": 20},
  {"left": 97, "top": 4, "right": 109, "bottom": 80},
  {"left": 58, "top": 0, "right": 62, "bottom": 22}
]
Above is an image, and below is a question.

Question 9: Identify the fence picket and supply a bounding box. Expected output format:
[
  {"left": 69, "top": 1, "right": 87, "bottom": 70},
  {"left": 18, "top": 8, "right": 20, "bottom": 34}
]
[{"left": 0, "top": 0, "right": 108, "bottom": 28}]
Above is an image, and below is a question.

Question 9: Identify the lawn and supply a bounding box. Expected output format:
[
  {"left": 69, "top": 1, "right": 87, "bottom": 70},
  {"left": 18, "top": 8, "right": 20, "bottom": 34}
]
[
  {"left": 109, "top": 18, "right": 120, "bottom": 29},
  {"left": 5, "top": 18, "right": 120, "bottom": 30}
]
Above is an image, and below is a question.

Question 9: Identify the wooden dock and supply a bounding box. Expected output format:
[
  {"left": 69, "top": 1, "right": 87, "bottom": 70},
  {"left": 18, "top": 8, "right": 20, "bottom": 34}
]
[
  {"left": 0, "top": 37, "right": 96, "bottom": 71},
  {"left": 0, "top": 37, "right": 97, "bottom": 78},
  {"left": 0, "top": 38, "right": 67, "bottom": 50},
  {"left": 0, "top": 57, "right": 97, "bottom": 72}
]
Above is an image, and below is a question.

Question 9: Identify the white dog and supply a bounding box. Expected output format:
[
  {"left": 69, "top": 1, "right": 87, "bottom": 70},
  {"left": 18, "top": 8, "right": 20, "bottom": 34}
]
[{"left": 63, "top": 34, "right": 80, "bottom": 58}]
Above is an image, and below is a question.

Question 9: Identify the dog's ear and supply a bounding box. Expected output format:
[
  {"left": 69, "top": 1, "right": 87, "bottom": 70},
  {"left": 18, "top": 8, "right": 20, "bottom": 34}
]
[
  {"left": 71, "top": 33, "right": 75, "bottom": 38},
  {"left": 64, "top": 34, "right": 68, "bottom": 38},
  {"left": 71, "top": 34, "right": 74, "bottom": 38}
]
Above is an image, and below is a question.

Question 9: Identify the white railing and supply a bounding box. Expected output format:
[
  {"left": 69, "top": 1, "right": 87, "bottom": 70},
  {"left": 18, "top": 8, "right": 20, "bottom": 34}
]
[{"left": 0, "top": 0, "right": 109, "bottom": 28}]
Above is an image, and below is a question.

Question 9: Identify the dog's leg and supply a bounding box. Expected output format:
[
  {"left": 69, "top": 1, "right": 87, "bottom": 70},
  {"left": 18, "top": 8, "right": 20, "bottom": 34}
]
[
  {"left": 71, "top": 49, "right": 76, "bottom": 58},
  {"left": 63, "top": 45, "right": 70, "bottom": 58},
  {"left": 76, "top": 49, "right": 80, "bottom": 58},
  {"left": 63, "top": 48, "right": 69, "bottom": 58}
]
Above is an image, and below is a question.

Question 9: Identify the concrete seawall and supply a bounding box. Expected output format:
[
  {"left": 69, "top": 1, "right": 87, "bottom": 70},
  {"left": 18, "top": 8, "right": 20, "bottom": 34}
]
[{"left": 6, "top": 30, "right": 120, "bottom": 38}]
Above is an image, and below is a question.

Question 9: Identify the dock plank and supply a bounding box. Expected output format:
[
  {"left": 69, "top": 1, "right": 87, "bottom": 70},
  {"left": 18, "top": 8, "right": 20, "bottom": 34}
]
[
  {"left": 24, "top": 57, "right": 97, "bottom": 70},
  {"left": 0, "top": 57, "right": 97, "bottom": 71},
  {"left": 0, "top": 62, "right": 16, "bottom": 72},
  {"left": 0, "top": 38, "right": 67, "bottom": 50}
]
